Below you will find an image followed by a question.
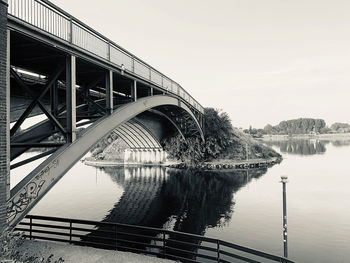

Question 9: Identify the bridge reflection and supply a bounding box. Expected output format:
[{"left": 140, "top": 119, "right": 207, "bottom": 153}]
[{"left": 81, "top": 166, "right": 268, "bottom": 259}]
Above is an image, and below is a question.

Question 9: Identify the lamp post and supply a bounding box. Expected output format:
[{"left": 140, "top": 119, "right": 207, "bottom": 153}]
[{"left": 280, "top": 176, "right": 288, "bottom": 258}]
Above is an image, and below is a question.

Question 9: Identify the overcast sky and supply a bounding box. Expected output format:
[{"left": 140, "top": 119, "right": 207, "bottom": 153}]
[{"left": 53, "top": 0, "right": 350, "bottom": 128}]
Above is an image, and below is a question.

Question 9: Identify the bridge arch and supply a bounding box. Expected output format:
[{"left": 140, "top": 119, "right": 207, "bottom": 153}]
[{"left": 7, "top": 95, "right": 204, "bottom": 227}]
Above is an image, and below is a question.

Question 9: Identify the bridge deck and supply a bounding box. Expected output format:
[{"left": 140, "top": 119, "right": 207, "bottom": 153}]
[{"left": 7, "top": 0, "right": 204, "bottom": 114}]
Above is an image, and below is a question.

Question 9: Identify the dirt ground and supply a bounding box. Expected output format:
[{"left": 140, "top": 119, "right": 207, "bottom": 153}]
[{"left": 18, "top": 240, "right": 177, "bottom": 263}]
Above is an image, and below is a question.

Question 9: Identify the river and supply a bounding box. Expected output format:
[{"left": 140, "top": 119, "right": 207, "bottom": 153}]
[{"left": 11, "top": 138, "right": 350, "bottom": 262}]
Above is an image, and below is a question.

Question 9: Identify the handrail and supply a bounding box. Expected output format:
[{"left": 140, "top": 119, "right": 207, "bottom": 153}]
[
  {"left": 16, "top": 215, "right": 296, "bottom": 263},
  {"left": 7, "top": 0, "right": 204, "bottom": 114}
]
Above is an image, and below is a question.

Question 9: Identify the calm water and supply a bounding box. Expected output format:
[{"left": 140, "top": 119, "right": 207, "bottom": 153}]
[{"left": 12, "top": 138, "right": 350, "bottom": 262}]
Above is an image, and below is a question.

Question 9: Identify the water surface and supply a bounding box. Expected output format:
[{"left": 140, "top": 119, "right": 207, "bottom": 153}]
[{"left": 13, "top": 138, "right": 350, "bottom": 263}]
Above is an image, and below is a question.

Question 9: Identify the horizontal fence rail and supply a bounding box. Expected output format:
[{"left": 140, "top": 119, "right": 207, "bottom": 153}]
[
  {"left": 7, "top": 0, "right": 204, "bottom": 114},
  {"left": 16, "top": 215, "right": 296, "bottom": 263}
]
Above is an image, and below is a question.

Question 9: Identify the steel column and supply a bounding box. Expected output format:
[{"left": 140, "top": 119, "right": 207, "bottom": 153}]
[
  {"left": 0, "top": 3, "right": 9, "bottom": 233},
  {"left": 131, "top": 80, "right": 137, "bottom": 102},
  {"left": 105, "top": 70, "right": 113, "bottom": 114},
  {"left": 66, "top": 55, "right": 76, "bottom": 142}
]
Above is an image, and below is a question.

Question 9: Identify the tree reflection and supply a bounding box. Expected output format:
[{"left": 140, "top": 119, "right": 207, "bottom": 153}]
[
  {"left": 331, "top": 140, "right": 350, "bottom": 147},
  {"left": 266, "top": 139, "right": 327, "bottom": 155},
  {"left": 81, "top": 166, "right": 268, "bottom": 259}
]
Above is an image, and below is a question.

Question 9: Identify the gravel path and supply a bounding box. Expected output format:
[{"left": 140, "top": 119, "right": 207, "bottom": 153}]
[{"left": 19, "top": 240, "right": 177, "bottom": 263}]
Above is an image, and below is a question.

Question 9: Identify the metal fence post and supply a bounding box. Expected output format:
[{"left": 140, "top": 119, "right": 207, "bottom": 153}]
[
  {"left": 69, "top": 16, "right": 72, "bottom": 43},
  {"left": 69, "top": 220, "right": 72, "bottom": 244},
  {"left": 115, "top": 224, "right": 118, "bottom": 250},
  {"left": 217, "top": 240, "right": 220, "bottom": 262},
  {"left": 132, "top": 57, "right": 135, "bottom": 73},
  {"left": 162, "top": 231, "right": 166, "bottom": 257},
  {"left": 29, "top": 217, "right": 32, "bottom": 240},
  {"left": 107, "top": 41, "right": 110, "bottom": 61}
]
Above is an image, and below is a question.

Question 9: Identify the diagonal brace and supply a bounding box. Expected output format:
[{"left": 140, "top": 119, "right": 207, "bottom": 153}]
[
  {"left": 77, "top": 90, "right": 106, "bottom": 114},
  {"left": 10, "top": 67, "right": 65, "bottom": 137}
]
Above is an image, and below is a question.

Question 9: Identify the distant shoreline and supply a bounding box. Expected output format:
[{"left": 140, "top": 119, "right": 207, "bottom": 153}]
[{"left": 261, "top": 133, "right": 350, "bottom": 141}]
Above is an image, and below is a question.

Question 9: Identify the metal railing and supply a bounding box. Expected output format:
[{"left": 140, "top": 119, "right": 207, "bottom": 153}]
[
  {"left": 7, "top": 0, "right": 204, "bottom": 114},
  {"left": 16, "top": 215, "right": 296, "bottom": 263}
]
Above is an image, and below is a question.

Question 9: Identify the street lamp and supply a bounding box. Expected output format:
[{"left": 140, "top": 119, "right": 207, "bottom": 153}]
[{"left": 280, "top": 175, "right": 288, "bottom": 258}]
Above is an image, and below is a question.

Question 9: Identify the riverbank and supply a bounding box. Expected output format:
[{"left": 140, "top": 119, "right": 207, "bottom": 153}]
[
  {"left": 83, "top": 157, "right": 179, "bottom": 167},
  {"left": 12, "top": 239, "right": 175, "bottom": 263},
  {"left": 167, "top": 157, "right": 281, "bottom": 170},
  {"left": 261, "top": 133, "right": 350, "bottom": 141},
  {"left": 83, "top": 156, "right": 281, "bottom": 170}
]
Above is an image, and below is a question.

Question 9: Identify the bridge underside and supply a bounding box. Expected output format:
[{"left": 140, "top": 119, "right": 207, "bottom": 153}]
[{"left": 6, "top": 28, "right": 204, "bottom": 228}]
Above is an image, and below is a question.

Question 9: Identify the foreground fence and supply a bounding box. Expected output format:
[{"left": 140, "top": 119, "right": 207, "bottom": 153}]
[{"left": 15, "top": 215, "right": 295, "bottom": 263}]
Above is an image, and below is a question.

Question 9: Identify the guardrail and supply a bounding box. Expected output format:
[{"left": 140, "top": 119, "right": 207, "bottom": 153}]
[
  {"left": 7, "top": 0, "right": 204, "bottom": 114},
  {"left": 16, "top": 215, "right": 296, "bottom": 263}
]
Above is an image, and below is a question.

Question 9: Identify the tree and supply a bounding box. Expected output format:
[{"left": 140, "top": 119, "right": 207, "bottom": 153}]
[
  {"left": 330, "top": 122, "right": 350, "bottom": 133},
  {"left": 263, "top": 118, "right": 327, "bottom": 135},
  {"left": 163, "top": 108, "right": 235, "bottom": 163}
]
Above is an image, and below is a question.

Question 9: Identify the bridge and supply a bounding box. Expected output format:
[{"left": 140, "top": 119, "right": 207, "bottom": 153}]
[{"left": 0, "top": 0, "right": 205, "bottom": 230}]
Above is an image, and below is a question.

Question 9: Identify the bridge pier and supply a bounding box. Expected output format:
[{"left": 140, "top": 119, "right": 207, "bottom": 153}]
[
  {"left": 0, "top": 0, "right": 9, "bottom": 233},
  {"left": 150, "top": 150, "right": 156, "bottom": 163},
  {"left": 124, "top": 148, "right": 131, "bottom": 163},
  {"left": 124, "top": 148, "right": 167, "bottom": 164},
  {"left": 136, "top": 150, "right": 141, "bottom": 163}
]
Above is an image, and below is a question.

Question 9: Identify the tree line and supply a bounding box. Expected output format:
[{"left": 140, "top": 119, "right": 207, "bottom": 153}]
[{"left": 244, "top": 118, "right": 350, "bottom": 136}]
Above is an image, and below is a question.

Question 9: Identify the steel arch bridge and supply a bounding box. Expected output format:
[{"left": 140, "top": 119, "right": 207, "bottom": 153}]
[{"left": 0, "top": 0, "right": 204, "bottom": 228}]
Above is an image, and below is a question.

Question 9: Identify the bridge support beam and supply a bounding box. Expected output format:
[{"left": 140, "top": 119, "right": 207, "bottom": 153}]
[
  {"left": 0, "top": 0, "right": 9, "bottom": 233},
  {"left": 66, "top": 55, "right": 76, "bottom": 142},
  {"left": 148, "top": 87, "right": 153, "bottom": 96},
  {"left": 105, "top": 70, "right": 113, "bottom": 114},
  {"left": 131, "top": 80, "right": 137, "bottom": 102}
]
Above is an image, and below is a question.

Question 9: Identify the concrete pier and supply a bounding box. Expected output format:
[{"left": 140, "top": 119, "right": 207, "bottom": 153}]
[{"left": 123, "top": 148, "right": 166, "bottom": 164}]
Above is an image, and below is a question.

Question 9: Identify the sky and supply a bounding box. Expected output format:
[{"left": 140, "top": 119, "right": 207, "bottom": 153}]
[{"left": 52, "top": 0, "right": 350, "bottom": 128}]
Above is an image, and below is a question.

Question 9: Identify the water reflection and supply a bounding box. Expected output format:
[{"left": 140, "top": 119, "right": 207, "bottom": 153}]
[
  {"left": 81, "top": 166, "right": 268, "bottom": 259},
  {"left": 265, "top": 139, "right": 326, "bottom": 155},
  {"left": 330, "top": 140, "right": 350, "bottom": 147},
  {"left": 265, "top": 139, "right": 350, "bottom": 155}
]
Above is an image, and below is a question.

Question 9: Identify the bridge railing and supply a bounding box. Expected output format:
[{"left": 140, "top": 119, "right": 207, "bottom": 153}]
[
  {"left": 7, "top": 0, "right": 204, "bottom": 114},
  {"left": 16, "top": 215, "right": 296, "bottom": 263}
]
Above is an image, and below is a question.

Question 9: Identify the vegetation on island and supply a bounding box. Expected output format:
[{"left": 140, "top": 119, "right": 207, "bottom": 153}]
[
  {"left": 244, "top": 118, "right": 350, "bottom": 137},
  {"left": 162, "top": 108, "right": 281, "bottom": 165}
]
